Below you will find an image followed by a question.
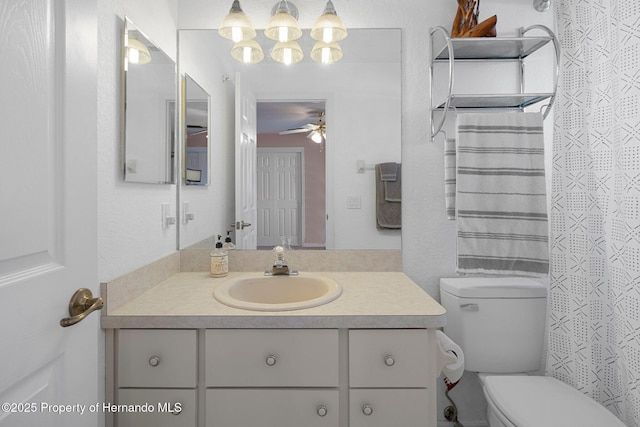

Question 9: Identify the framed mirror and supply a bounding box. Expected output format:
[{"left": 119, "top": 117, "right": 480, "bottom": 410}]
[
  {"left": 183, "top": 74, "right": 210, "bottom": 185},
  {"left": 121, "top": 17, "right": 176, "bottom": 184}
]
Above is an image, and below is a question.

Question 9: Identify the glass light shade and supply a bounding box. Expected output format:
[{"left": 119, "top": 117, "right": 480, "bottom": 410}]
[
  {"left": 218, "top": 0, "right": 256, "bottom": 42},
  {"left": 264, "top": 1, "right": 302, "bottom": 42},
  {"left": 270, "top": 40, "right": 303, "bottom": 65},
  {"left": 127, "top": 37, "right": 151, "bottom": 64},
  {"left": 310, "top": 0, "right": 348, "bottom": 43},
  {"left": 310, "top": 41, "right": 343, "bottom": 64},
  {"left": 231, "top": 39, "right": 264, "bottom": 64},
  {"left": 308, "top": 130, "right": 323, "bottom": 143}
]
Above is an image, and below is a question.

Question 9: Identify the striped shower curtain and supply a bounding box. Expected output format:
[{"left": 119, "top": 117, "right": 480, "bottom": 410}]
[{"left": 547, "top": 1, "right": 640, "bottom": 426}]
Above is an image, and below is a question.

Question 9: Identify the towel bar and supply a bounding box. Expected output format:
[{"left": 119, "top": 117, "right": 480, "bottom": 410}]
[{"left": 356, "top": 160, "right": 375, "bottom": 173}]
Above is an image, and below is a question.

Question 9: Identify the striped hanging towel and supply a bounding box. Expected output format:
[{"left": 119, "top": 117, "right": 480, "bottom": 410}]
[
  {"left": 444, "top": 138, "right": 457, "bottom": 220},
  {"left": 455, "top": 112, "right": 549, "bottom": 276}
]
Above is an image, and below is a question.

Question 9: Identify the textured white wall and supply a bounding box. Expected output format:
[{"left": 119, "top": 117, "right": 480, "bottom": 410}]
[
  {"left": 178, "top": 30, "right": 236, "bottom": 250},
  {"left": 97, "top": 0, "right": 179, "bottom": 282}
]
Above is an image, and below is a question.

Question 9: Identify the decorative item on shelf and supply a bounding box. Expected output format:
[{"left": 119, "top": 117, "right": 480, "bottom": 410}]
[
  {"left": 219, "top": 0, "right": 347, "bottom": 64},
  {"left": 451, "top": 0, "right": 497, "bottom": 38},
  {"left": 533, "top": 0, "right": 551, "bottom": 12}
]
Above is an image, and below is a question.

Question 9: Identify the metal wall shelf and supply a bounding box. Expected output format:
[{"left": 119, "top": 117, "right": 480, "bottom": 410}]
[
  {"left": 429, "top": 25, "right": 560, "bottom": 141},
  {"left": 432, "top": 36, "right": 553, "bottom": 61}
]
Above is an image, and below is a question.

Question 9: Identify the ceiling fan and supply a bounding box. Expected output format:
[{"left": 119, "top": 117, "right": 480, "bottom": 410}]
[
  {"left": 278, "top": 111, "right": 325, "bottom": 143},
  {"left": 187, "top": 125, "right": 208, "bottom": 136}
]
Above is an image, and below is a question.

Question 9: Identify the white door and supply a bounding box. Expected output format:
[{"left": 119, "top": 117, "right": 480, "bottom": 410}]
[
  {"left": 257, "top": 149, "right": 302, "bottom": 247},
  {"left": 0, "top": 1, "right": 99, "bottom": 426},
  {"left": 234, "top": 73, "right": 257, "bottom": 249}
]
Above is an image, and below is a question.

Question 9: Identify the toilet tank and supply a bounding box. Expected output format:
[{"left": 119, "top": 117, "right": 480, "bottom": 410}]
[{"left": 440, "top": 277, "right": 547, "bottom": 374}]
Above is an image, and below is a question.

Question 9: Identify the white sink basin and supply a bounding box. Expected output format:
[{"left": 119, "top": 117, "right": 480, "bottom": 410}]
[{"left": 213, "top": 274, "right": 343, "bottom": 311}]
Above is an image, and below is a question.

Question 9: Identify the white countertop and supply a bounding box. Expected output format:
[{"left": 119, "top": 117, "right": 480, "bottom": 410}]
[{"left": 101, "top": 272, "right": 446, "bottom": 329}]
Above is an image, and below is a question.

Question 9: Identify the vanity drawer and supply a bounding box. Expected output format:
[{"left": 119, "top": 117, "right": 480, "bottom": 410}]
[
  {"left": 349, "top": 329, "right": 429, "bottom": 387},
  {"left": 349, "top": 388, "right": 430, "bottom": 427},
  {"left": 205, "top": 329, "right": 339, "bottom": 387},
  {"left": 117, "top": 388, "right": 196, "bottom": 427},
  {"left": 206, "top": 389, "right": 339, "bottom": 427},
  {"left": 117, "top": 329, "right": 197, "bottom": 388}
]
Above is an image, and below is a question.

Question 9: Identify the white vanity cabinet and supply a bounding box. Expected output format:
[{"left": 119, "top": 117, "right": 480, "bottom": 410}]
[
  {"left": 349, "top": 329, "right": 431, "bottom": 427},
  {"left": 110, "top": 328, "right": 437, "bottom": 427},
  {"left": 115, "top": 329, "right": 197, "bottom": 427},
  {"left": 205, "top": 329, "right": 339, "bottom": 387},
  {"left": 205, "top": 329, "right": 339, "bottom": 427}
]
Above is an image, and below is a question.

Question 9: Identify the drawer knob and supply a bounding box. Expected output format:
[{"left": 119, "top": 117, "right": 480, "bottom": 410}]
[
  {"left": 316, "top": 405, "right": 328, "bottom": 417},
  {"left": 362, "top": 404, "right": 374, "bottom": 416},
  {"left": 265, "top": 355, "right": 277, "bottom": 366},
  {"left": 384, "top": 355, "right": 395, "bottom": 366},
  {"left": 148, "top": 356, "right": 160, "bottom": 367}
]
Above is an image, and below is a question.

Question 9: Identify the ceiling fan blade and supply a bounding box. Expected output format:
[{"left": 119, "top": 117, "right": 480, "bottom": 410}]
[
  {"left": 278, "top": 128, "right": 310, "bottom": 135},
  {"left": 187, "top": 125, "right": 208, "bottom": 135}
]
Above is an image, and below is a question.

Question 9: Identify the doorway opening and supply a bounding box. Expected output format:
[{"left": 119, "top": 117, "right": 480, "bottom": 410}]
[{"left": 256, "top": 100, "right": 326, "bottom": 249}]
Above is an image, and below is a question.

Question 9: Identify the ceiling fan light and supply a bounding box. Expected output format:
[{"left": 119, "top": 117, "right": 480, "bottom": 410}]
[
  {"left": 309, "top": 130, "right": 323, "bottom": 143},
  {"left": 126, "top": 36, "right": 152, "bottom": 64},
  {"left": 219, "top": 0, "right": 256, "bottom": 42},
  {"left": 231, "top": 39, "right": 264, "bottom": 64},
  {"left": 271, "top": 40, "right": 304, "bottom": 65},
  {"left": 310, "top": 41, "right": 343, "bottom": 64},
  {"left": 310, "top": 0, "right": 348, "bottom": 43},
  {"left": 265, "top": 1, "right": 302, "bottom": 42}
]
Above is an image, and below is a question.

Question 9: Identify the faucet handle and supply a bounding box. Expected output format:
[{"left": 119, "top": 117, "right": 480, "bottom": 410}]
[{"left": 273, "top": 245, "right": 286, "bottom": 260}]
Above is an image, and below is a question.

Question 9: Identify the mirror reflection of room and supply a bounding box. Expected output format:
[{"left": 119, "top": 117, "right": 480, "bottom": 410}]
[
  {"left": 122, "top": 18, "right": 176, "bottom": 184},
  {"left": 256, "top": 101, "right": 326, "bottom": 249},
  {"left": 177, "top": 28, "right": 402, "bottom": 250},
  {"left": 184, "top": 75, "right": 210, "bottom": 186}
]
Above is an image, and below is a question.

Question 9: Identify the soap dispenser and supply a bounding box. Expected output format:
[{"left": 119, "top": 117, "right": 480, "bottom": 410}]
[
  {"left": 223, "top": 230, "right": 236, "bottom": 250},
  {"left": 210, "top": 235, "right": 229, "bottom": 278}
]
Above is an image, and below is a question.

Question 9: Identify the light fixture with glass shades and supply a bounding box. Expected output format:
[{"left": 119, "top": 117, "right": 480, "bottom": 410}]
[
  {"left": 126, "top": 35, "right": 152, "bottom": 64},
  {"left": 310, "top": 0, "right": 348, "bottom": 43},
  {"left": 265, "top": 0, "right": 302, "bottom": 43},
  {"left": 308, "top": 129, "right": 324, "bottom": 143},
  {"left": 219, "top": 0, "right": 347, "bottom": 65},
  {"left": 218, "top": 0, "right": 257, "bottom": 43},
  {"left": 231, "top": 39, "right": 265, "bottom": 64},
  {"left": 270, "top": 40, "right": 304, "bottom": 65},
  {"left": 310, "top": 41, "right": 343, "bottom": 64}
]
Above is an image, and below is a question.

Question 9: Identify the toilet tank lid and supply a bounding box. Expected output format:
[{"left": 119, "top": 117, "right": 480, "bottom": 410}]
[{"left": 439, "top": 277, "right": 548, "bottom": 298}]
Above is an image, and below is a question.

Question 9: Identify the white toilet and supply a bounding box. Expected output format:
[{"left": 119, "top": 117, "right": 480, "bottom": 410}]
[{"left": 440, "top": 277, "right": 625, "bottom": 427}]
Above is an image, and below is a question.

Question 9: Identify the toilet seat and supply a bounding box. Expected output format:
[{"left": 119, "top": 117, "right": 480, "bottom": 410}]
[{"left": 483, "top": 375, "right": 626, "bottom": 427}]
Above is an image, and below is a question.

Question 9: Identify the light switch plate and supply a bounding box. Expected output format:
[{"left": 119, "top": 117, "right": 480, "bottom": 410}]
[{"left": 347, "top": 196, "right": 361, "bottom": 209}]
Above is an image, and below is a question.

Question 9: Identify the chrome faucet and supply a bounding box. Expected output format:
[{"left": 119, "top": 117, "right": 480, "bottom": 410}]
[{"left": 266, "top": 246, "right": 298, "bottom": 276}]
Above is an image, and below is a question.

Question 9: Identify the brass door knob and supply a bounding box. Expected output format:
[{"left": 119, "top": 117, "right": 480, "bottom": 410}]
[{"left": 60, "top": 288, "right": 104, "bottom": 327}]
